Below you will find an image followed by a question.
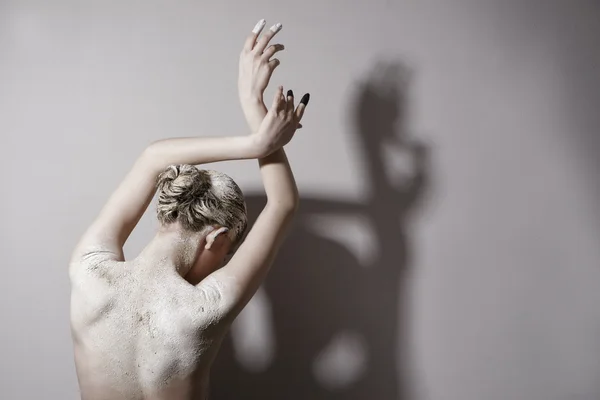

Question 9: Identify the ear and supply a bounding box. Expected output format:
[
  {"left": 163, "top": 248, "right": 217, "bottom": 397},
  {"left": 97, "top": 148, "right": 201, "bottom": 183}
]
[{"left": 204, "top": 227, "right": 229, "bottom": 250}]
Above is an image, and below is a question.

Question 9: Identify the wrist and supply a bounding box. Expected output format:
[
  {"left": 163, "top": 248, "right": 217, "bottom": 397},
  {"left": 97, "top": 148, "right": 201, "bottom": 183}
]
[
  {"left": 245, "top": 134, "right": 268, "bottom": 159},
  {"left": 241, "top": 104, "right": 268, "bottom": 135},
  {"left": 239, "top": 93, "right": 264, "bottom": 105}
]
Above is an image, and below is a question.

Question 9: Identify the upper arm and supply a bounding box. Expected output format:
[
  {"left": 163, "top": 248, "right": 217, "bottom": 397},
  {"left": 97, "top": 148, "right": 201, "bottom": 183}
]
[
  {"left": 70, "top": 148, "right": 160, "bottom": 266},
  {"left": 200, "top": 202, "right": 297, "bottom": 320}
]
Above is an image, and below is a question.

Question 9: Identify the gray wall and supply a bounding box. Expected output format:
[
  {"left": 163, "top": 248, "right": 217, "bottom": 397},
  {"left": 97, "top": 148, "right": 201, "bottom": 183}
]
[{"left": 1, "top": 1, "right": 599, "bottom": 399}]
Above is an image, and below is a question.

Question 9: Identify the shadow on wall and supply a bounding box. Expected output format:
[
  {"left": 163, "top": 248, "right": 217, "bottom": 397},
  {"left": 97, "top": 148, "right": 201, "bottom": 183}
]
[{"left": 211, "top": 60, "right": 433, "bottom": 400}]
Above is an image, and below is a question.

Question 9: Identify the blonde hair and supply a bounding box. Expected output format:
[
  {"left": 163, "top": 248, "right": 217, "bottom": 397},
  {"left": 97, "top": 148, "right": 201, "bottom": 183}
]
[{"left": 156, "top": 164, "right": 247, "bottom": 244}]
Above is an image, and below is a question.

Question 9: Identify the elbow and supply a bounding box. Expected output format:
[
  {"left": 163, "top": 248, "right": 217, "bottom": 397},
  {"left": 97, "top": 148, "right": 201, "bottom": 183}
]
[
  {"left": 268, "top": 194, "right": 299, "bottom": 215},
  {"left": 141, "top": 141, "right": 167, "bottom": 172},
  {"left": 275, "top": 201, "right": 299, "bottom": 215},
  {"left": 143, "top": 140, "right": 163, "bottom": 160},
  {"left": 287, "top": 187, "right": 301, "bottom": 213},
  {"left": 288, "top": 196, "right": 300, "bottom": 214}
]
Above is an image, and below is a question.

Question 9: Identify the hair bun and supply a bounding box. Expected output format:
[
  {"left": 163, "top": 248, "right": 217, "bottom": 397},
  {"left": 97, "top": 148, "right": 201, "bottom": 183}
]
[
  {"left": 156, "top": 167, "right": 247, "bottom": 236},
  {"left": 157, "top": 164, "right": 210, "bottom": 203}
]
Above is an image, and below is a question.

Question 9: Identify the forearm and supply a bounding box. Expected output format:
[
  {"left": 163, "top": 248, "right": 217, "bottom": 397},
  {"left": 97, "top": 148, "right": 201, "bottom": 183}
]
[
  {"left": 241, "top": 98, "right": 299, "bottom": 209},
  {"left": 241, "top": 96, "right": 268, "bottom": 134},
  {"left": 259, "top": 146, "right": 299, "bottom": 210},
  {"left": 145, "top": 135, "right": 260, "bottom": 171}
]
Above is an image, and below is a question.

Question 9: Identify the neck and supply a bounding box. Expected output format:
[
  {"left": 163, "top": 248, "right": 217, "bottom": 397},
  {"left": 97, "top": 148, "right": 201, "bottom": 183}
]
[{"left": 138, "top": 224, "right": 206, "bottom": 276}]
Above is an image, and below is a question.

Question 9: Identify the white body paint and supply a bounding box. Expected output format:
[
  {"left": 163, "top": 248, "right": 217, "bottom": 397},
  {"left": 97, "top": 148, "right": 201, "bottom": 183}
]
[
  {"left": 69, "top": 252, "right": 229, "bottom": 400},
  {"left": 252, "top": 19, "right": 266, "bottom": 34},
  {"left": 270, "top": 22, "right": 282, "bottom": 33}
]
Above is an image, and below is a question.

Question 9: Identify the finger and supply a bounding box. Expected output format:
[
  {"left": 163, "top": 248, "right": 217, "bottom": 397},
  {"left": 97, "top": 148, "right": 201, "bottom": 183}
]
[
  {"left": 286, "top": 89, "right": 295, "bottom": 114},
  {"left": 280, "top": 91, "right": 287, "bottom": 110},
  {"left": 262, "top": 43, "right": 285, "bottom": 60},
  {"left": 267, "top": 58, "right": 281, "bottom": 70},
  {"left": 244, "top": 19, "right": 266, "bottom": 51},
  {"left": 272, "top": 85, "right": 284, "bottom": 109},
  {"left": 295, "top": 93, "right": 310, "bottom": 120},
  {"left": 254, "top": 22, "right": 282, "bottom": 53}
]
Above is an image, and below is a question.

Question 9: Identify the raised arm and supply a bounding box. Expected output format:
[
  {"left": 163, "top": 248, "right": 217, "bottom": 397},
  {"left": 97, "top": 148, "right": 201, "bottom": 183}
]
[
  {"left": 70, "top": 133, "right": 262, "bottom": 266},
  {"left": 206, "top": 85, "right": 308, "bottom": 321},
  {"left": 201, "top": 20, "right": 310, "bottom": 320}
]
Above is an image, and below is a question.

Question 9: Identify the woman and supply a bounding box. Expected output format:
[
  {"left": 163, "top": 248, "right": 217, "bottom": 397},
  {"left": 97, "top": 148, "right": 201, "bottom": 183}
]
[{"left": 69, "top": 19, "right": 310, "bottom": 400}]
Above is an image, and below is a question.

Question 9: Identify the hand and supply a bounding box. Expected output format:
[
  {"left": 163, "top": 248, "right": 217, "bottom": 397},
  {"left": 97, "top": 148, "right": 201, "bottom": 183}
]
[
  {"left": 238, "top": 19, "right": 285, "bottom": 102},
  {"left": 252, "top": 86, "right": 310, "bottom": 157}
]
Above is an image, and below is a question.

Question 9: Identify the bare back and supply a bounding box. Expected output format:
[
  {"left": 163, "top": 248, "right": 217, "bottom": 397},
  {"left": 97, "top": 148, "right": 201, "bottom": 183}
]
[{"left": 69, "top": 253, "right": 228, "bottom": 400}]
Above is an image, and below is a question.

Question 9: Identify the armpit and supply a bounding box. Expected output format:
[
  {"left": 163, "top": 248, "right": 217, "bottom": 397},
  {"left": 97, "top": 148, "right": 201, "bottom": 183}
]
[
  {"left": 194, "top": 275, "right": 236, "bottom": 325},
  {"left": 196, "top": 275, "right": 224, "bottom": 305},
  {"left": 69, "top": 248, "right": 121, "bottom": 283},
  {"left": 71, "top": 243, "right": 124, "bottom": 265}
]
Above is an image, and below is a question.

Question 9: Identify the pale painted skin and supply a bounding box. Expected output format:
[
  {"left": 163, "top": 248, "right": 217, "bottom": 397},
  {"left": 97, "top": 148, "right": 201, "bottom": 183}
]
[
  {"left": 69, "top": 19, "right": 305, "bottom": 400},
  {"left": 69, "top": 225, "right": 235, "bottom": 400}
]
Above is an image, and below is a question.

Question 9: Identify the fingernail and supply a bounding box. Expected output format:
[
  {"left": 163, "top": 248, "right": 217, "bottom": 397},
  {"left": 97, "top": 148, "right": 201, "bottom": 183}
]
[
  {"left": 270, "top": 22, "right": 282, "bottom": 32},
  {"left": 287, "top": 89, "right": 293, "bottom": 97},
  {"left": 300, "top": 93, "right": 310, "bottom": 105},
  {"left": 252, "top": 19, "right": 266, "bottom": 33}
]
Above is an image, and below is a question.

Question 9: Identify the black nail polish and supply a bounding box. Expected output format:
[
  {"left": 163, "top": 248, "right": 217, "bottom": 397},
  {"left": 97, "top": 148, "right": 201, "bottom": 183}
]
[
  {"left": 300, "top": 93, "right": 310, "bottom": 105},
  {"left": 287, "top": 90, "right": 293, "bottom": 97}
]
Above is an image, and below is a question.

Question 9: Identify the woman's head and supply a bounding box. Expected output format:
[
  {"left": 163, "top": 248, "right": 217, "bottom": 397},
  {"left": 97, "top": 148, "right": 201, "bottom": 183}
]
[{"left": 155, "top": 164, "right": 247, "bottom": 280}]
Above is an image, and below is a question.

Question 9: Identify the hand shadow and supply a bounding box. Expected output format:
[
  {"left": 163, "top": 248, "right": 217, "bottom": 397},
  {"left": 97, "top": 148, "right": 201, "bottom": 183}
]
[{"left": 210, "top": 60, "right": 432, "bottom": 400}]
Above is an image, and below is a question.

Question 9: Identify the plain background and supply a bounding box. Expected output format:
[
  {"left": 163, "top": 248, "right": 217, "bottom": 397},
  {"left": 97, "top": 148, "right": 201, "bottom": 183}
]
[{"left": 1, "top": 1, "right": 600, "bottom": 399}]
